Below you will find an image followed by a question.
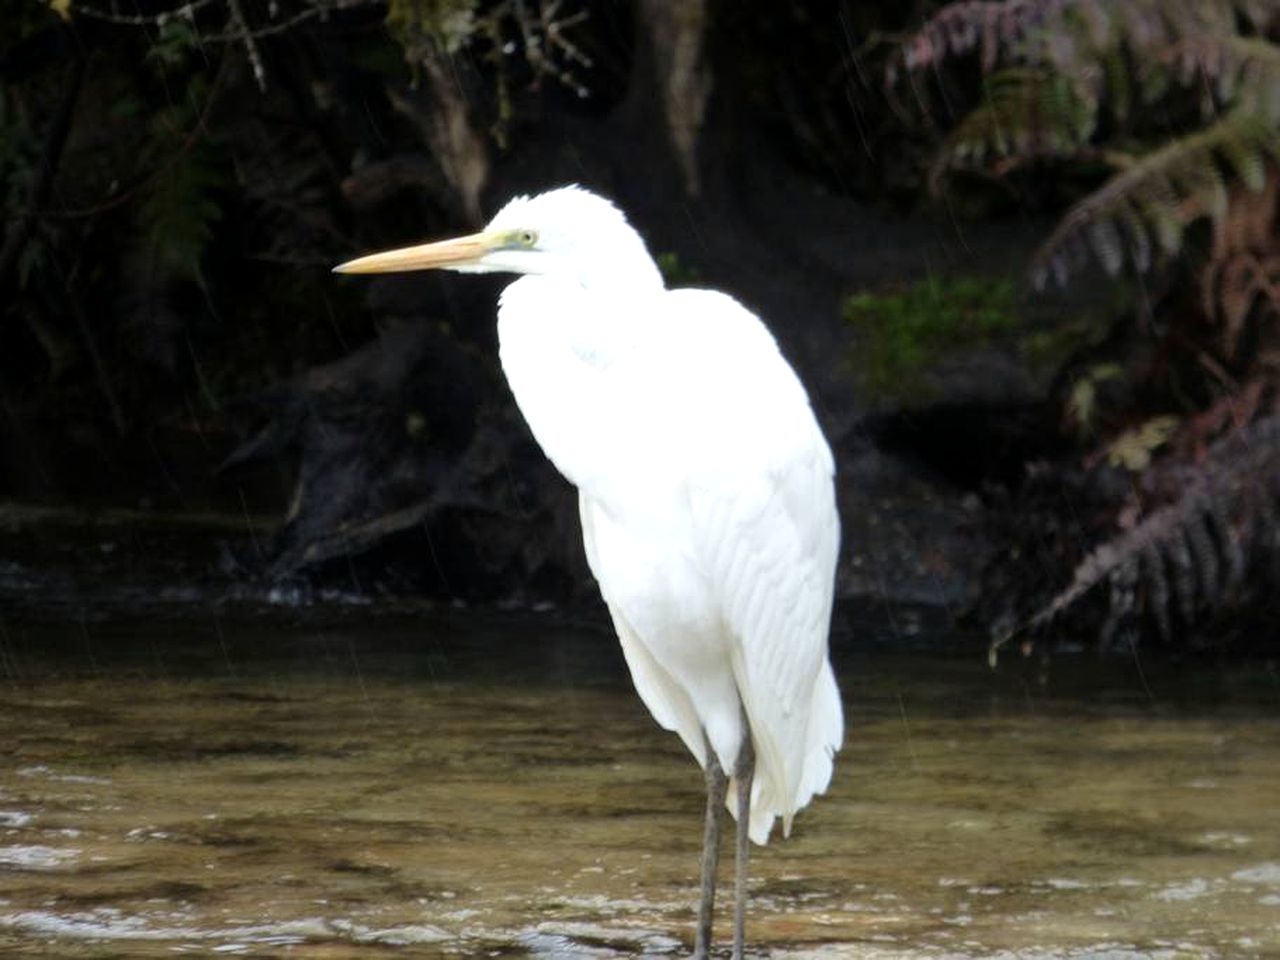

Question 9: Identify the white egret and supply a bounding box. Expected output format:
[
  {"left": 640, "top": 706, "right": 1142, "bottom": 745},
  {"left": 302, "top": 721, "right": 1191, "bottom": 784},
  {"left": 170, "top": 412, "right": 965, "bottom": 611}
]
[{"left": 334, "top": 185, "right": 843, "bottom": 959}]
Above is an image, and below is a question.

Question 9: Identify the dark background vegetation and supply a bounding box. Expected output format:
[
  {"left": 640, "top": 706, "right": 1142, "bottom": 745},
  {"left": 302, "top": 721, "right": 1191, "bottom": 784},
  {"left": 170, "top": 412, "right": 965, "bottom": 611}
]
[{"left": 2, "top": 0, "right": 1278, "bottom": 657}]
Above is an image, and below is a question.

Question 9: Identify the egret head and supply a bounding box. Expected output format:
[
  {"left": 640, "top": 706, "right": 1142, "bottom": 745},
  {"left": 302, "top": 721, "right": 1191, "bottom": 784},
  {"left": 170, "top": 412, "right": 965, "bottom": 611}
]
[{"left": 333, "top": 185, "right": 663, "bottom": 292}]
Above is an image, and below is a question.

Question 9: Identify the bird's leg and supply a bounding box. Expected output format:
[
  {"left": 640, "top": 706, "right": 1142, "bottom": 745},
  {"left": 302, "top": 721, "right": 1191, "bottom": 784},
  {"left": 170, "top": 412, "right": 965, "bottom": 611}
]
[
  {"left": 694, "top": 733, "right": 727, "bottom": 960},
  {"left": 732, "top": 718, "right": 756, "bottom": 960}
]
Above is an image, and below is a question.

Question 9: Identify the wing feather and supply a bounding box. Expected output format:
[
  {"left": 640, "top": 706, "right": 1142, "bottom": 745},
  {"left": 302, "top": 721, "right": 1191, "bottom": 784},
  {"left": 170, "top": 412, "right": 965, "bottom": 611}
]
[
  {"left": 691, "top": 443, "right": 841, "bottom": 843},
  {"left": 671, "top": 290, "right": 843, "bottom": 844}
]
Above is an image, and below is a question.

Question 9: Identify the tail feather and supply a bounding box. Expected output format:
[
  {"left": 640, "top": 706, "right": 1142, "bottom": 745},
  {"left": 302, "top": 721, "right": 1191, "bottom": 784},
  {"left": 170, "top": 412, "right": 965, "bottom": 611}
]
[{"left": 731, "top": 661, "right": 843, "bottom": 845}]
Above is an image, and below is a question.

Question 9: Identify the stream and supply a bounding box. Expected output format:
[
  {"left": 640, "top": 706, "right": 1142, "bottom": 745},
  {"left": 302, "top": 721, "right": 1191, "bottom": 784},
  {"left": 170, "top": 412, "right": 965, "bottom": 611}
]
[{"left": 1, "top": 602, "right": 1278, "bottom": 958}]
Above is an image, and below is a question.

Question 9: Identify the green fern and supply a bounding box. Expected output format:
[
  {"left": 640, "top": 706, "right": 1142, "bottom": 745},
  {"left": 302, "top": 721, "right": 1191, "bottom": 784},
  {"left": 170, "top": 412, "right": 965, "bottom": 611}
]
[
  {"left": 896, "top": 0, "right": 1280, "bottom": 651},
  {"left": 135, "top": 82, "right": 224, "bottom": 279},
  {"left": 138, "top": 149, "right": 223, "bottom": 278},
  {"left": 897, "top": 0, "right": 1280, "bottom": 287},
  {"left": 1166, "top": 35, "right": 1280, "bottom": 124},
  {"left": 931, "top": 67, "right": 1098, "bottom": 185},
  {"left": 1029, "top": 111, "right": 1280, "bottom": 287}
]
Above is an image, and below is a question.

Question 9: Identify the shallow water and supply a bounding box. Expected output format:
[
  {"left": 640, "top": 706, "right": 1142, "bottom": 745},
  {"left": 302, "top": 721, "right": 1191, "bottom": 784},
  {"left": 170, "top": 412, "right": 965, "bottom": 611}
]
[{"left": 0, "top": 608, "right": 1278, "bottom": 958}]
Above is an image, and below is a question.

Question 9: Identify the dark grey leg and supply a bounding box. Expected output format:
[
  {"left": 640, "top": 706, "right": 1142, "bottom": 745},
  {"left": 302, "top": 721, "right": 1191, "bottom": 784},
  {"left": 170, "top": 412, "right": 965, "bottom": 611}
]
[
  {"left": 693, "top": 734, "right": 727, "bottom": 960},
  {"left": 732, "top": 723, "right": 756, "bottom": 960}
]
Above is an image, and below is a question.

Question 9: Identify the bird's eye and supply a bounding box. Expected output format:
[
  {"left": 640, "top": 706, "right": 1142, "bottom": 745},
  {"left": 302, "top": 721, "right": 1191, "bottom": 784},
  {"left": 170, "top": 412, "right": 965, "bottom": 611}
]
[{"left": 516, "top": 229, "right": 538, "bottom": 248}]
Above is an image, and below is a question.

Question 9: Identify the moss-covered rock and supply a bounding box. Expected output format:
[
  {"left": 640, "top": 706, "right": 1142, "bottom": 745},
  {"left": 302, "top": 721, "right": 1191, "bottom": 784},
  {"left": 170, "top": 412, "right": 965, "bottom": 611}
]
[{"left": 843, "top": 275, "right": 1021, "bottom": 405}]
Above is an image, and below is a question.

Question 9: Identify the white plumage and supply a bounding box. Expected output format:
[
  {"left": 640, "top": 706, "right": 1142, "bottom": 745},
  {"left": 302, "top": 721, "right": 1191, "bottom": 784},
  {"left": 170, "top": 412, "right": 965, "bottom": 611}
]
[
  {"left": 334, "top": 185, "right": 843, "bottom": 954},
  {"left": 499, "top": 273, "right": 841, "bottom": 843}
]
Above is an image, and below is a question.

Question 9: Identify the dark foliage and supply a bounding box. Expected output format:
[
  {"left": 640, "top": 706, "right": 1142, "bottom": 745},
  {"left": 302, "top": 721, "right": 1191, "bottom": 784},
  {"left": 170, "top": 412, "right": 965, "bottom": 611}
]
[
  {"left": 0, "top": 0, "right": 619, "bottom": 511},
  {"left": 992, "top": 413, "right": 1280, "bottom": 654},
  {"left": 222, "top": 319, "right": 586, "bottom": 599},
  {"left": 5, "top": 0, "right": 1278, "bottom": 651},
  {"left": 3, "top": 0, "right": 931, "bottom": 604},
  {"left": 894, "top": 0, "right": 1280, "bottom": 652}
]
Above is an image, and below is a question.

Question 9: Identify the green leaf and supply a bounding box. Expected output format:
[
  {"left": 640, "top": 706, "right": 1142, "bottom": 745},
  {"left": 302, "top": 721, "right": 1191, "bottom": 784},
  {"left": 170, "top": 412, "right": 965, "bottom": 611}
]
[
  {"left": 138, "top": 147, "right": 223, "bottom": 278},
  {"left": 145, "top": 19, "right": 202, "bottom": 73}
]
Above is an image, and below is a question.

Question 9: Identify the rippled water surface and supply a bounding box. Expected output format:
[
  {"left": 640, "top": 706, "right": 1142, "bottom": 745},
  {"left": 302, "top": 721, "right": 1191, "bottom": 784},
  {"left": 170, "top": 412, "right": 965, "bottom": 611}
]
[{"left": 1, "top": 609, "right": 1278, "bottom": 958}]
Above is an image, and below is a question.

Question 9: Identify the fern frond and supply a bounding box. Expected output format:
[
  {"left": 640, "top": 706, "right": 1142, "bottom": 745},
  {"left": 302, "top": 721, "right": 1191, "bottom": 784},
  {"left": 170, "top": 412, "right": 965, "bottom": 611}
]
[
  {"left": 1203, "top": 171, "right": 1274, "bottom": 335},
  {"left": 1199, "top": 173, "right": 1280, "bottom": 357},
  {"left": 891, "top": 0, "right": 1092, "bottom": 79},
  {"left": 893, "top": 0, "right": 1276, "bottom": 80},
  {"left": 138, "top": 146, "right": 223, "bottom": 278},
  {"left": 1166, "top": 35, "right": 1280, "bottom": 124},
  {"left": 1205, "top": 250, "right": 1280, "bottom": 357},
  {"left": 1020, "top": 411, "right": 1280, "bottom": 645},
  {"left": 135, "top": 79, "right": 224, "bottom": 280},
  {"left": 1030, "top": 111, "right": 1280, "bottom": 288},
  {"left": 931, "top": 67, "right": 1098, "bottom": 184}
]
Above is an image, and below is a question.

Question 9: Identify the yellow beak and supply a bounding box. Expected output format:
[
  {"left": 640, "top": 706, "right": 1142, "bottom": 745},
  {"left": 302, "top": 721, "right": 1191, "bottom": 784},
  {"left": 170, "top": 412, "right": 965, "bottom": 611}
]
[{"left": 332, "top": 231, "right": 498, "bottom": 274}]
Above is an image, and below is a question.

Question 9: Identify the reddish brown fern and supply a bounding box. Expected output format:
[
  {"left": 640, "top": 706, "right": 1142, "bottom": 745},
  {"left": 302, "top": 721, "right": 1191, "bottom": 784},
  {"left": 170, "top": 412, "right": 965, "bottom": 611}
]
[
  {"left": 1002, "top": 411, "right": 1280, "bottom": 651},
  {"left": 1202, "top": 173, "right": 1280, "bottom": 359}
]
